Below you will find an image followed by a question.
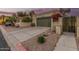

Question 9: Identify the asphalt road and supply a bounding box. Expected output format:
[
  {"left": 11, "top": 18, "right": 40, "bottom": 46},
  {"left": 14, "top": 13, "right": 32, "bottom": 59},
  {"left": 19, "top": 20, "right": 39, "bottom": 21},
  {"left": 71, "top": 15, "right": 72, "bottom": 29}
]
[{"left": 0, "top": 30, "right": 10, "bottom": 51}]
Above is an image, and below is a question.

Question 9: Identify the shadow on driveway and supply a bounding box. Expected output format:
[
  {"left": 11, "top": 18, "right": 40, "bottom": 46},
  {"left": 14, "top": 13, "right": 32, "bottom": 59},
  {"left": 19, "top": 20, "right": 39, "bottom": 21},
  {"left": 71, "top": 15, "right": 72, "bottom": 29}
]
[{"left": 0, "top": 30, "right": 10, "bottom": 51}]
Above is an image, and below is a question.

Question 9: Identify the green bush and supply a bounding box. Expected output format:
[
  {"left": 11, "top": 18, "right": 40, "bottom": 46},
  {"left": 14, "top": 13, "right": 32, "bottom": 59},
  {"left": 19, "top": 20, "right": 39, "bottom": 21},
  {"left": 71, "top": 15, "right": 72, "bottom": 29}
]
[
  {"left": 5, "top": 18, "right": 11, "bottom": 23},
  {"left": 38, "top": 36, "right": 45, "bottom": 44},
  {"left": 5, "top": 16, "right": 16, "bottom": 26},
  {"left": 22, "top": 17, "right": 32, "bottom": 22},
  {"left": 9, "top": 16, "right": 16, "bottom": 22},
  {"left": 5, "top": 16, "right": 16, "bottom": 22}
]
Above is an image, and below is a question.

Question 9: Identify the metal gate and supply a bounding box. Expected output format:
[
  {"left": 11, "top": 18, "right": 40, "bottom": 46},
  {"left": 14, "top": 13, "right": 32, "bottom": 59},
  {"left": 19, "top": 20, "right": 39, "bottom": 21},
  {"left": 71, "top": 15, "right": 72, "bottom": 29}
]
[{"left": 63, "top": 16, "right": 76, "bottom": 33}]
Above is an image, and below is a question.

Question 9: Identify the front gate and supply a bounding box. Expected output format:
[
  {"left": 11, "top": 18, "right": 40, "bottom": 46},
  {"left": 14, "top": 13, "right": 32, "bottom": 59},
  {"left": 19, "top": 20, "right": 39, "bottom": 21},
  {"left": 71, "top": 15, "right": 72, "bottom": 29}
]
[{"left": 63, "top": 16, "right": 76, "bottom": 33}]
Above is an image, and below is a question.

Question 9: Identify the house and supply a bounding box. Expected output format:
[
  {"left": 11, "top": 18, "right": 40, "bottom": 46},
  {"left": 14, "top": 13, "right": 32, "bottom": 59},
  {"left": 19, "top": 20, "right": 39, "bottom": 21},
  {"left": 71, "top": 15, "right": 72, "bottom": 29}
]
[
  {"left": 31, "top": 8, "right": 79, "bottom": 39},
  {"left": 0, "top": 11, "right": 15, "bottom": 24}
]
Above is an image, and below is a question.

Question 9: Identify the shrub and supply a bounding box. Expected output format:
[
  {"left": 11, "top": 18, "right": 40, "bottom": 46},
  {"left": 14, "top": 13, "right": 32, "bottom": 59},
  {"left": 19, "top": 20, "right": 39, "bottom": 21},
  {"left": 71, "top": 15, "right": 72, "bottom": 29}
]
[
  {"left": 5, "top": 16, "right": 16, "bottom": 26},
  {"left": 9, "top": 16, "right": 16, "bottom": 22},
  {"left": 5, "top": 18, "right": 11, "bottom": 22},
  {"left": 37, "top": 36, "right": 45, "bottom": 44},
  {"left": 5, "top": 18, "right": 12, "bottom": 26},
  {"left": 17, "top": 12, "right": 26, "bottom": 17},
  {"left": 22, "top": 17, "right": 32, "bottom": 22},
  {"left": 5, "top": 16, "right": 16, "bottom": 22}
]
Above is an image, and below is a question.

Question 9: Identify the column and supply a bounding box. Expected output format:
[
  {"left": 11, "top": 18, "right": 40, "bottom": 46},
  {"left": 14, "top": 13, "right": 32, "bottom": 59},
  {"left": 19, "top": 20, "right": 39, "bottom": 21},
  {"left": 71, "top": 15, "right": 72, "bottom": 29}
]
[
  {"left": 50, "top": 18, "right": 54, "bottom": 31},
  {"left": 32, "top": 15, "right": 37, "bottom": 26},
  {"left": 76, "top": 16, "right": 79, "bottom": 38},
  {"left": 56, "top": 17, "right": 63, "bottom": 35}
]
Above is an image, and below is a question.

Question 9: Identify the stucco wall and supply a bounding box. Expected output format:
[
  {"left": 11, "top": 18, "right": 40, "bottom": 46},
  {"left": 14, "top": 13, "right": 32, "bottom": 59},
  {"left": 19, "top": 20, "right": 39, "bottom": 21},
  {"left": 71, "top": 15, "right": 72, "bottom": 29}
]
[
  {"left": 76, "top": 16, "right": 79, "bottom": 37},
  {"left": 55, "top": 17, "right": 63, "bottom": 34},
  {"left": 32, "top": 15, "right": 37, "bottom": 26},
  {"left": 32, "top": 12, "right": 56, "bottom": 29},
  {"left": 32, "top": 12, "right": 62, "bottom": 35},
  {"left": 37, "top": 12, "right": 53, "bottom": 18}
]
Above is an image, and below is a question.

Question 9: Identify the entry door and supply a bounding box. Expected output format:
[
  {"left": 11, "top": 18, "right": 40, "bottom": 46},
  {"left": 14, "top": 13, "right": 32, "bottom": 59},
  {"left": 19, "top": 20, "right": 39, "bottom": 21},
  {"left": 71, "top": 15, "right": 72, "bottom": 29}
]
[{"left": 63, "top": 16, "right": 76, "bottom": 33}]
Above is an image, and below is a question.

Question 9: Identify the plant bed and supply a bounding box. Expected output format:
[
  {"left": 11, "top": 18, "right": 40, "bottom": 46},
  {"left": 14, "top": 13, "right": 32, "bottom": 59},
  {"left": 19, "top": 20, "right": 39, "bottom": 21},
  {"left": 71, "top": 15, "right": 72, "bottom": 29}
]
[
  {"left": 19, "top": 22, "right": 31, "bottom": 27},
  {"left": 19, "top": 17, "right": 32, "bottom": 27}
]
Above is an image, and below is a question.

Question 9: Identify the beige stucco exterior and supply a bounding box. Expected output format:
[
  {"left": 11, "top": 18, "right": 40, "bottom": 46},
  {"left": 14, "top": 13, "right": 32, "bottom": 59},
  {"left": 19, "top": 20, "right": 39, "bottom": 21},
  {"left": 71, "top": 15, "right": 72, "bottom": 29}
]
[
  {"left": 76, "top": 16, "right": 79, "bottom": 37},
  {"left": 37, "top": 12, "right": 53, "bottom": 18},
  {"left": 55, "top": 17, "right": 63, "bottom": 35},
  {"left": 32, "top": 11, "right": 63, "bottom": 34},
  {"left": 32, "top": 11, "right": 79, "bottom": 37},
  {"left": 32, "top": 14, "right": 37, "bottom": 26},
  {"left": 50, "top": 18, "right": 54, "bottom": 31}
]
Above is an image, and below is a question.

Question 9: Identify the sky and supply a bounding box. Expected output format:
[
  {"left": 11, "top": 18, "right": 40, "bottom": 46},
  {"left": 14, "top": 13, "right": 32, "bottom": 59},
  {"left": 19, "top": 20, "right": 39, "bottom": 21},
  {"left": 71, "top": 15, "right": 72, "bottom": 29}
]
[
  {"left": 0, "top": 8, "right": 37, "bottom": 12},
  {"left": 69, "top": 8, "right": 79, "bottom": 16},
  {"left": 0, "top": 8, "right": 79, "bottom": 16},
  {"left": 0, "top": 8, "right": 58, "bottom": 13}
]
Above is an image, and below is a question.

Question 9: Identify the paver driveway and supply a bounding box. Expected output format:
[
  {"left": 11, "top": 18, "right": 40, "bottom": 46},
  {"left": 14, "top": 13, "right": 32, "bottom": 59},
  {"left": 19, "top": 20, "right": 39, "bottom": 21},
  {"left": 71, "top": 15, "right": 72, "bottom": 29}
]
[
  {"left": 54, "top": 32, "right": 77, "bottom": 51},
  {"left": 1, "top": 26, "right": 51, "bottom": 50}
]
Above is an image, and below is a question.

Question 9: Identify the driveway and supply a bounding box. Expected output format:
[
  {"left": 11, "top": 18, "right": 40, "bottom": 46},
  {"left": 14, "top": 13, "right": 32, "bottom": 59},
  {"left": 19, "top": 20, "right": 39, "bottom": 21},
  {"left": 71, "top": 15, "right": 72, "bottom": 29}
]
[
  {"left": 1, "top": 26, "right": 53, "bottom": 50},
  {"left": 54, "top": 32, "right": 77, "bottom": 51},
  {"left": 8, "top": 27, "right": 50, "bottom": 42}
]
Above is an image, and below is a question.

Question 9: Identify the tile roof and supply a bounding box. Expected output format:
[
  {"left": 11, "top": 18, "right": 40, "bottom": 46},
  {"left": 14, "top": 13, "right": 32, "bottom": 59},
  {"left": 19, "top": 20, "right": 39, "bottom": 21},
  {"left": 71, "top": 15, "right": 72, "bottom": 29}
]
[
  {"left": 33, "top": 8, "right": 59, "bottom": 15},
  {"left": 33, "top": 8, "right": 79, "bottom": 16}
]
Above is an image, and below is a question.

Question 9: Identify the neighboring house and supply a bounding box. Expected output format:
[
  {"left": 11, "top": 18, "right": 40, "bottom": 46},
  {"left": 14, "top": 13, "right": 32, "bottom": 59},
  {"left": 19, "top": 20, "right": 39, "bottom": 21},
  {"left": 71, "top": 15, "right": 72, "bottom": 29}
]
[{"left": 0, "top": 11, "right": 15, "bottom": 24}]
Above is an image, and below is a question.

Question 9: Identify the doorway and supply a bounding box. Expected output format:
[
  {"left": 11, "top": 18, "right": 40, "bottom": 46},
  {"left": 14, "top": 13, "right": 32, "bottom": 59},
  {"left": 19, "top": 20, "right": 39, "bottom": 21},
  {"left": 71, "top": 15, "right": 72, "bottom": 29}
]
[{"left": 63, "top": 16, "right": 76, "bottom": 33}]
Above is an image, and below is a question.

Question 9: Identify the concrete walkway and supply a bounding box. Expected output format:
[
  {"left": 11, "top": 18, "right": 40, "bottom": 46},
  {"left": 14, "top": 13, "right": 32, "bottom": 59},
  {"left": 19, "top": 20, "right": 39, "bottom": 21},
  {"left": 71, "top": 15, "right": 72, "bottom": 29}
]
[{"left": 54, "top": 32, "right": 77, "bottom": 51}]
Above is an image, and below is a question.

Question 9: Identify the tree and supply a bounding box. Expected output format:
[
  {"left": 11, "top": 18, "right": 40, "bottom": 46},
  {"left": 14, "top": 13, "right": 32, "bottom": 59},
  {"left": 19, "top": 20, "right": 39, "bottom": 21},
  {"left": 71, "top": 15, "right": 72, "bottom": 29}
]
[
  {"left": 17, "top": 11, "right": 26, "bottom": 17},
  {"left": 29, "top": 11, "right": 35, "bottom": 18}
]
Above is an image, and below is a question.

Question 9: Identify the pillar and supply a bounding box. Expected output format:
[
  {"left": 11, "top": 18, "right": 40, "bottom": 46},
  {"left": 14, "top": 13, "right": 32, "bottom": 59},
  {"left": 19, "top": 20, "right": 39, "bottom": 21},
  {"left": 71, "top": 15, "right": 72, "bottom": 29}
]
[
  {"left": 51, "top": 18, "right": 54, "bottom": 31},
  {"left": 56, "top": 17, "right": 63, "bottom": 35},
  {"left": 32, "top": 15, "right": 37, "bottom": 26},
  {"left": 76, "top": 16, "right": 79, "bottom": 38}
]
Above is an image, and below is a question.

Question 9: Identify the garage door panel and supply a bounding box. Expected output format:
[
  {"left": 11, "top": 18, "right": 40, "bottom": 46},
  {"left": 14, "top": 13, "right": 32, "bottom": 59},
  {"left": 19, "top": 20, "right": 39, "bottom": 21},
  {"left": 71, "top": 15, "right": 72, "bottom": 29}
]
[{"left": 37, "top": 17, "right": 51, "bottom": 27}]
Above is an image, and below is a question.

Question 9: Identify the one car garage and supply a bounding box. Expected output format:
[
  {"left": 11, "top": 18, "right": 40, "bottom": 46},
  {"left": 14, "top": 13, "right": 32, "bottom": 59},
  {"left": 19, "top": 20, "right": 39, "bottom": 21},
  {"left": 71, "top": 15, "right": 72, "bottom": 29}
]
[{"left": 37, "top": 17, "right": 51, "bottom": 27}]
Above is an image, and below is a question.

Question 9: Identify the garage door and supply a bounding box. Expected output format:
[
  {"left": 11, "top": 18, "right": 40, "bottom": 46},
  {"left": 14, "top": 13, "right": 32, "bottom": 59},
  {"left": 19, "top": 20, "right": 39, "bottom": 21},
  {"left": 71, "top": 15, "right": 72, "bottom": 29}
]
[{"left": 37, "top": 17, "right": 51, "bottom": 27}]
